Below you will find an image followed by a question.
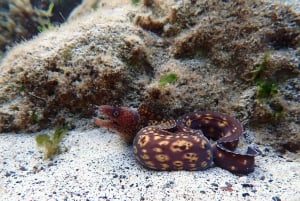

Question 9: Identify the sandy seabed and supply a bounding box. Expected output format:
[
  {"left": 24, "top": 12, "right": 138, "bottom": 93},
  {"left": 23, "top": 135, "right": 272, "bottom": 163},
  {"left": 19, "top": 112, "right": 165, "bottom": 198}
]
[{"left": 0, "top": 127, "right": 299, "bottom": 201}]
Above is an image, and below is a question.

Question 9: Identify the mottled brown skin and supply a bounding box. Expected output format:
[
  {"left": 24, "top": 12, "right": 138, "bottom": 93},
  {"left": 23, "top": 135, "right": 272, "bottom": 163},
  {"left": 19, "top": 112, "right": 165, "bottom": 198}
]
[
  {"left": 177, "top": 112, "right": 258, "bottom": 174},
  {"left": 94, "top": 105, "right": 140, "bottom": 143},
  {"left": 94, "top": 105, "right": 259, "bottom": 174},
  {"left": 133, "top": 126, "right": 213, "bottom": 171}
]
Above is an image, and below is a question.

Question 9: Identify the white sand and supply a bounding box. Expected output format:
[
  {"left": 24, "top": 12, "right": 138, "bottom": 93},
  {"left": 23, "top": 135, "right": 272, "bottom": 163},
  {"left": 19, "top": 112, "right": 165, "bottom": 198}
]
[{"left": 0, "top": 127, "right": 299, "bottom": 201}]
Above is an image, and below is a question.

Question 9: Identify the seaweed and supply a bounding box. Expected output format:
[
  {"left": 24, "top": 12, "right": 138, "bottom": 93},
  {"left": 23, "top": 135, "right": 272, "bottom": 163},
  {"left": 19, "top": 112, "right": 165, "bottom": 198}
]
[
  {"left": 255, "top": 80, "right": 278, "bottom": 99},
  {"left": 30, "top": 110, "right": 39, "bottom": 124},
  {"left": 131, "top": 0, "right": 140, "bottom": 5},
  {"left": 0, "top": 0, "right": 81, "bottom": 57},
  {"left": 251, "top": 50, "right": 271, "bottom": 82},
  {"left": 35, "top": 127, "right": 68, "bottom": 159},
  {"left": 37, "top": 2, "right": 54, "bottom": 32},
  {"left": 251, "top": 51, "right": 279, "bottom": 100},
  {"left": 158, "top": 73, "right": 178, "bottom": 87}
]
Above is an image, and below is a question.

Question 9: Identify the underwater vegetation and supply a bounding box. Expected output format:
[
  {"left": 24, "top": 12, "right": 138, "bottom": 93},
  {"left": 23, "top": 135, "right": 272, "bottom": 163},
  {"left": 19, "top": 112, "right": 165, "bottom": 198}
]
[
  {"left": 158, "top": 73, "right": 178, "bottom": 87},
  {"left": 35, "top": 127, "right": 68, "bottom": 159},
  {"left": 252, "top": 50, "right": 271, "bottom": 82},
  {"left": 131, "top": 0, "right": 140, "bottom": 5},
  {"left": 255, "top": 80, "right": 278, "bottom": 99},
  {"left": 36, "top": 2, "right": 54, "bottom": 32},
  {"left": 0, "top": 0, "right": 81, "bottom": 58},
  {"left": 252, "top": 51, "right": 279, "bottom": 99}
]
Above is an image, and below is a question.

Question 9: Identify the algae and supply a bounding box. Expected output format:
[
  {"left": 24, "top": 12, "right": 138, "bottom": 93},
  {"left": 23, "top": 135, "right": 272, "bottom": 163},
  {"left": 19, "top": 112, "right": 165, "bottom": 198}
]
[
  {"left": 35, "top": 127, "right": 68, "bottom": 159},
  {"left": 158, "top": 73, "right": 178, "bottom": 87},
  {"left": 37, "top": 2, "right": 54, "bottom": 32},
  {"left": 131, "top": 0, "right": 140, "bottom": 5}
]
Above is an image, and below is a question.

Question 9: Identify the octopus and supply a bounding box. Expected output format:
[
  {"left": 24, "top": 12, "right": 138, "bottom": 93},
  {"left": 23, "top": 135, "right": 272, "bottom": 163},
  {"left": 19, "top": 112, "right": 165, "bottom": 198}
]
[{"left": 94, "top": 105, "right": 259, "bottom": 174}]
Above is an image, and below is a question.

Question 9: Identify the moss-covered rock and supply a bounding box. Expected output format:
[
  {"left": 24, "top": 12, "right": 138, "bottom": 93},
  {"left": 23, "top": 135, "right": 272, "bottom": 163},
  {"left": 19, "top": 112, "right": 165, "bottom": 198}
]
[
  {"left": 0, "top": 0, "right": 299, "bottom": 153},
  {"left": 0, "top": 0, "right": 81, "bottom": 58}
]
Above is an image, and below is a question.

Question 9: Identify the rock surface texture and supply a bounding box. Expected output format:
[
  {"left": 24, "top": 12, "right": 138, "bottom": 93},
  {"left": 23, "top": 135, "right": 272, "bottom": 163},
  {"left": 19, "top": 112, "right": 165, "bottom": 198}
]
[{"left": 1, "top": 0, "right": 299, "bottom": 153}]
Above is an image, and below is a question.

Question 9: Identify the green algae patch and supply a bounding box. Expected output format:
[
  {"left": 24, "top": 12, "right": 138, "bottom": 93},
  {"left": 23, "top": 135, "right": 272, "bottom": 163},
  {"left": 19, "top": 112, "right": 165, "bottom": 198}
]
[
  {"left": 35, "top": 127, "right": 68, "bottom": 159},
  {"left": 131, "top": 0, "right": 140, "bottom": 5},
  {"left": 252, "top": 50, "right": 272, "bottom": 82},
  {"left": 158, "top": 73, "right": 178, "bottom": 87},
  {"left": 255, "top": 80, "right": 278, "bottom": 99}
]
